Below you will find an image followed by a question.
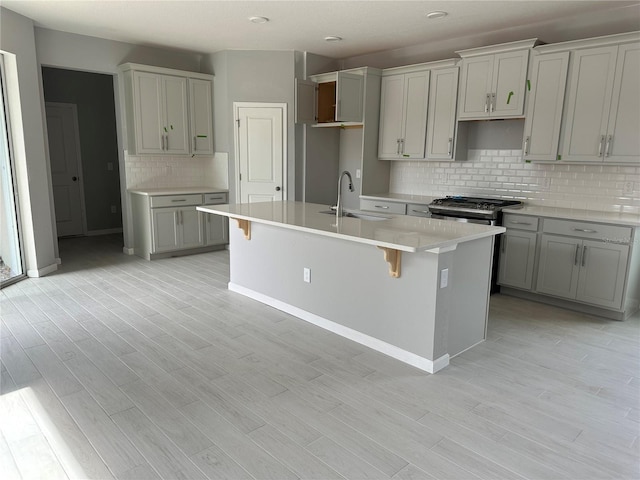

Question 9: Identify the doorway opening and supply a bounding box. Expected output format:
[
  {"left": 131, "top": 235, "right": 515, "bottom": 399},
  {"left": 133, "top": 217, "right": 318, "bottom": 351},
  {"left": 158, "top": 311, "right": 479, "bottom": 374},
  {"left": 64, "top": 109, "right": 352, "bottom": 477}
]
[{"left": 41, "top": 67, "right": 122, "bottom": 242}]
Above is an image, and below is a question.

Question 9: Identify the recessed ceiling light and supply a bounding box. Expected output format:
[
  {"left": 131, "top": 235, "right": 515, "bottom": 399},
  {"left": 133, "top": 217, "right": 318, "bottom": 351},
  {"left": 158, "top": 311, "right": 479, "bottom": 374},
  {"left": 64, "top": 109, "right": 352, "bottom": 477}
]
[
  {"left": 426, "top": 11, "right": 448, "bottom": 20},
  {"left": 248, "top": 16, "right": 269, "bottom": 24},
  {"left": 324, "top": 36, "right": 343, "bottom": 42}
]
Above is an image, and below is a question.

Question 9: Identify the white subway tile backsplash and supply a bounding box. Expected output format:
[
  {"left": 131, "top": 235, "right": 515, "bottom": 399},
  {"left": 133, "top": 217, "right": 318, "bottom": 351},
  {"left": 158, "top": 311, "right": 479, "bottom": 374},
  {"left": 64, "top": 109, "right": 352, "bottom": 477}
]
[
  {"left": 124, "top": 153, "right": 222, "bottom": 190},
  {"left": 389, "top": 149, "right": 640, "bottom": 214}
]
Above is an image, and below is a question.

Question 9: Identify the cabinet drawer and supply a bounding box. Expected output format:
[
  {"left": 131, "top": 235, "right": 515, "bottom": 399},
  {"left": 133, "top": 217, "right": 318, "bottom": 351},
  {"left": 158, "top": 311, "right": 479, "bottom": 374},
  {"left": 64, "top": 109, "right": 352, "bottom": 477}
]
[
  {"left": 542, "top": 218, "right": 631, "bottom": 243},
  {"left": 360, "top": 199, "right": 407, "bottom": 215},
  {"left": 150, "top": 194, "right": 203, "bottom": 208},
  {"left": 204, "top": 193, "right": 228, "bottom": 204},
  {"left": 406, "top": 203, "right": 431, "bottom": 217},
  {"left": 503, "top": 214, "right": 539, "bottom": 231}
]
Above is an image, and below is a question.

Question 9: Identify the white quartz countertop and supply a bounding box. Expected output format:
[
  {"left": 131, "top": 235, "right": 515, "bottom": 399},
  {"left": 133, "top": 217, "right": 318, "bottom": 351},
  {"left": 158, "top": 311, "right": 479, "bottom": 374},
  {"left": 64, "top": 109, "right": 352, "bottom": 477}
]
[
  {"left": 197, "top": 201, "right": 505, "bottom": 253},
  {"left": 360, "top": 193, "right": 437, "bottom": 205},
  {"left": 503, "top": 205, "right": 640, "bottom": 227},
  {"left": 129, "top": 186, "right": 228, "bottom": 196}
]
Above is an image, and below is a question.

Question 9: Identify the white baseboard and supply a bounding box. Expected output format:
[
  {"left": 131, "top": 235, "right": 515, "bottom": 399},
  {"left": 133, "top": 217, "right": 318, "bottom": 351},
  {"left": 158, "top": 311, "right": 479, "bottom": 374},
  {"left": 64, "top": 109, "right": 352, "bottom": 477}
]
[
  {"left": 87, "top": 228, "right": 123, "bottom": 236},
  {"left": 123, "top": 247, "right": 135, "bottom": 255},
  {"left": 228, "top": 282, "right": 449, "bottom": 374},
  {"left": 27, "top": 262, "right": 58, "bottom": 278},
  {"left": 55, "top": 257, "right": 62, "bottom": 265}
]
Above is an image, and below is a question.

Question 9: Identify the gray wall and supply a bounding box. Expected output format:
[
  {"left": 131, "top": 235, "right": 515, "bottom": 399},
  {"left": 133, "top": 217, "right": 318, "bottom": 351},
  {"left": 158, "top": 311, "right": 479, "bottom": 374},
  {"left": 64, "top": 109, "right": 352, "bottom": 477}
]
[
  {"left": 0, "top": 8, "right": 57, "bottom": 275},
  {"left": 201, "top": 50, "right": 296, "bottom": 203},
  {"left": 42, "top": 67, "right": 122, "bottom": 232}
]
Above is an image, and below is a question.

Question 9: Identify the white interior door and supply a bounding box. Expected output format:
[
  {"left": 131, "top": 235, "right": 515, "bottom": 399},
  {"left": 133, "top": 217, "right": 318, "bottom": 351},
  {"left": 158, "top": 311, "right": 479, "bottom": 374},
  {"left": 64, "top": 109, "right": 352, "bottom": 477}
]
[
  {"left": 235, "top": 104, "right": 286, "bottom": 203},
  {"left": 46, "top": 103, "right": 86, "bottom": 237}
]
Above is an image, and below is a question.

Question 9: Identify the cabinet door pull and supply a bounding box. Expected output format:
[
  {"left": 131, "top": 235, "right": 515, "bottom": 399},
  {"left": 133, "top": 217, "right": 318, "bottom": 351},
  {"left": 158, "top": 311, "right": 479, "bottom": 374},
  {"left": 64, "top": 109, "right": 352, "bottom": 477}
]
[
  {"left": 171, "top": 199, "right": 187, "bottom": 202},
  {"left": 165, "top": 134, "right": 169, "bottom": 150},
  {"left": 572, "top": 228, "right": 597, "bottom": 233},
  {"left": 160, "top": 135, "right": 165, "bottom": 150},
  {"left": 412, "top": 209, "right": 430, "bottom": 214},
  {"left": 582, "top": 245, "right": 587, "bottom": 267},
  {"left": 574, "top": 244, "right": 580, "bottom": 266},
  {"left": 484, "top": 94, "right": 489, "bottom": 113},
  {"left": 524, "top": 136, "right": 530, "bottom": 156},
  {"left": 605, "top": 135, "right": 612, "bottom": 157},
  {"left": 510, "top": 221, "right": 532, "bottom": 226},
  {"left": 447, "top": 138, "right": 453, "bottom": 157},
  {"left": 598, "top": 135, "right": 605, "bottom": 156},
  {"left": 374, "top": 205, "right": 390, "bottom": 209},
  {"left": 396, "top": 139, "right": 401, "bottom": 155},
  {"left": 490, "top": 93, "right": 496, "bottom": 113},
  {"left": 400, "top": 138, "right": 405, "bottom": 155}
]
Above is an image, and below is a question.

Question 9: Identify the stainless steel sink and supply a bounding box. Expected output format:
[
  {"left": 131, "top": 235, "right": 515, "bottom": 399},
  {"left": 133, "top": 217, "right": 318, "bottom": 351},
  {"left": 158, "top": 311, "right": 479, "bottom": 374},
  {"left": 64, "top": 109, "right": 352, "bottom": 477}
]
[{"left": 318, "top": 210, "right": 389, "bottom": 221}]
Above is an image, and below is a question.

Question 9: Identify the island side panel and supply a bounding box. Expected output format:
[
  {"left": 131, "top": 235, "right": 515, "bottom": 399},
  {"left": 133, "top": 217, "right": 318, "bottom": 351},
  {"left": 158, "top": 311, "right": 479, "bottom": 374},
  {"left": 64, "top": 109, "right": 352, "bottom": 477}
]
[
  {"left": 449, "top": 236, "right": 493, "bottom": 357},
  {"left": 227, "top": 221, "right": 452, "bottom": 362}
]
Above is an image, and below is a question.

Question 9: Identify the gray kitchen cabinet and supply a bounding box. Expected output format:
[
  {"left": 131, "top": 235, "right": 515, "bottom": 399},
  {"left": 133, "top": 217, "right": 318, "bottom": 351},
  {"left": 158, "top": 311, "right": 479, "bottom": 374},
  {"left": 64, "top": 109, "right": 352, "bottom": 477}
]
[
  {"left": 130, "top": 190, "right": 227, "bottom": 260},
  {"left": 133, "top": 72, "right": 189, "bottom": 155},
  {"left": 522, "top": 51, "right": 570, "bottom": 162},
  {"left": 378, "top": 70, "right": 430, "bottom": 159},
  {"left": 498, "top": 215, "right": 539, "bottom": 290},
  {"left": 426, "top": 67, "right": 459, "bottom": 160},
  {"left": 188, "top": 78, "right": 214, "bottom": 155},
  {"left": 560, "top": 40, "right": 640, "bottom": 163},
  {"left": 456, "top": 39, "right": 536, "bottom": 119},
  {"left": 359, "top": 199, "right": 407, "bottom": 215},
  {"left": 536, "top": 220, "right": 631, "bottom": 310},
  {"left": 203, "top": 192, "right": 228, "bottom": 246},
  {"left": 406, "top": 203, "right": 431, "bottom": 217},
  {"left": 295, "top": 70, "right": 364, "bottom": 125},
  {"left": 119, "top": 63, "right": 214, "bottom": 156}
]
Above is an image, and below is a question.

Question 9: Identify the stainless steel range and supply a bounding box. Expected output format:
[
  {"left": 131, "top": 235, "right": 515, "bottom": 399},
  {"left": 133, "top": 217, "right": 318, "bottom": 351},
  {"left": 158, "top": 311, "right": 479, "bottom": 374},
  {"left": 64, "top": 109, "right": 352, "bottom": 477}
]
[
  {"left": 428, "top": 196, "right": 523, "bottom": 293},
  {"left": 428, "top": 196, "right": 523, "bottom": 226}
]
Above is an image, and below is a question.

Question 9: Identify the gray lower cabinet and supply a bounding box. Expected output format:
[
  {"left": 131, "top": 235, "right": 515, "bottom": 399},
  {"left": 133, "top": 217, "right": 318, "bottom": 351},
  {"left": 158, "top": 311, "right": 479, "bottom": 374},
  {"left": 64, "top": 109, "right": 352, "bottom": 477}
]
[
  {"left": 498, "top": 230, "right": 538, "bottom": 290},
  {"left": 131, "top": 190, "right": 227, "bottom": 260},
  {"left": 537, "top": 234, "right": 629, "bottom": 309}
]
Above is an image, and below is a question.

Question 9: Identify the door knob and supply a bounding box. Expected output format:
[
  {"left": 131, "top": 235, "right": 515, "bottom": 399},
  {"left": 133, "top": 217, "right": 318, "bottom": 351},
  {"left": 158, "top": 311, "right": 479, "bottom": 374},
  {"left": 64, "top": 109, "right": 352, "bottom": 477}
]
[
  {"left": 72, "top": 176, "right": 78, "bottom": 181},
  {"left": 275, "top": 186, "right": 281, "bottom": 191}
]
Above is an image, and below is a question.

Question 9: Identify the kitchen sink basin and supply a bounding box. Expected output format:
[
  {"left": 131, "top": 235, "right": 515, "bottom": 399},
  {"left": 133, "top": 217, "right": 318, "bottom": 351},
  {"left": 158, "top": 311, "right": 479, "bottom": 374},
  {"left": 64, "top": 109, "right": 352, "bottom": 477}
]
[{"left": 318, "top": 210, "right": 389, "bottom": 221}]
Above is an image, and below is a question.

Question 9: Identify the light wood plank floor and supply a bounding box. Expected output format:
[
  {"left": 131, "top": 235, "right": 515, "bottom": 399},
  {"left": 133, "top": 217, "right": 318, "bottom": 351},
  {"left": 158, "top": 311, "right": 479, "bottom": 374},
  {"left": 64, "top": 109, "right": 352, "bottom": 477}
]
[{"left": 1, "top": 234, "right": 638, "bottom": 480}]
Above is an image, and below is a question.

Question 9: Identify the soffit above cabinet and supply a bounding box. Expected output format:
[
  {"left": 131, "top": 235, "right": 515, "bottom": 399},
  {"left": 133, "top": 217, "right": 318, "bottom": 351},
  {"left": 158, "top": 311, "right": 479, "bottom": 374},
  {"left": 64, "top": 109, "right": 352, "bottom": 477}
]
[{"left": 118, "top": 63, "right": 213, "bottom": 81}]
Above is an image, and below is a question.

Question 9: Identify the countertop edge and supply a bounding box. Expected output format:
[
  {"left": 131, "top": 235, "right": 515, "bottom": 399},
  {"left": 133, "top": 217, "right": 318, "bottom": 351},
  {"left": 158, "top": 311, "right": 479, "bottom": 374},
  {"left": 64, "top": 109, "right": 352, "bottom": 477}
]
[
  {"left": 503, "top": 206, "right": 640, "bottom": 227},
  {"left": 129, "top": 187, "right": 229, "bottom": 196},
  {"left": 197, "top": 205, "right": 505, "bottom": 253}
]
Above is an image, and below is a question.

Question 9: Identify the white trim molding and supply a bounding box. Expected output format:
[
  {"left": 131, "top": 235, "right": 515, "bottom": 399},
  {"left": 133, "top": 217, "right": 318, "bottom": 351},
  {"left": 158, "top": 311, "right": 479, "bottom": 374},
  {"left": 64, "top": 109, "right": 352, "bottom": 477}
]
[
  {"left": 229, "top": 282, "right": 450, "bottom": 374},
  {"left": 27, "top": 262, "right": 58, "bottom": 278}
]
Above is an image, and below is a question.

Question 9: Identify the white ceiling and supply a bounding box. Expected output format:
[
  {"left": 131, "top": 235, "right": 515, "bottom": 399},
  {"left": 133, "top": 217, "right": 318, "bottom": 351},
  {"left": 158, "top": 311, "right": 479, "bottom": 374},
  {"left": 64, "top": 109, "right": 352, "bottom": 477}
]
[{"left": 3, "top": 1, "right": 640, "bottom": 61}]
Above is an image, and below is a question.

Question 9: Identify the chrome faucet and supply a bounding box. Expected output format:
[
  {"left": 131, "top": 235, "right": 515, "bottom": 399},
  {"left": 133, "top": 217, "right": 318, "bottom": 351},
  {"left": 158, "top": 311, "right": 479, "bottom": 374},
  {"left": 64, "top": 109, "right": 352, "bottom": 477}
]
[{"left": 336, "top": 170, "right": 355, "bottom": 220}]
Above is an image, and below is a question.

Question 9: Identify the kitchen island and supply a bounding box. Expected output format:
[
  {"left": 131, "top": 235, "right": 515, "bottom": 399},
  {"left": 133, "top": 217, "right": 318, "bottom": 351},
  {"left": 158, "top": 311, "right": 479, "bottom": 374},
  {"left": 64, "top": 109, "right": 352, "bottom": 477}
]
[{"left": 198, "top": 201, "right": 505, "bottom": 373}]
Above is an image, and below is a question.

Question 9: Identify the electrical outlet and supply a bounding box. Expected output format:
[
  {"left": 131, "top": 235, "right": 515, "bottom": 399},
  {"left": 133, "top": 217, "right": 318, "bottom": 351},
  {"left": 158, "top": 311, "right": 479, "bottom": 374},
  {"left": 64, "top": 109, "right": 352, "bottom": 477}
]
[
  {"left": 440, "top": 268, "right": 449, "bottom": 288},
  {"left": 110, "top": 205, "right": 117, "bottom": 214},
  {"left": 303, "top": 267, "right": 311, "bottom": 283},
  {"left": 623, "top": 182, "right": 634, "bottom": 196},
  {"left": 355, "top": 169, "right": 361, "bottom": 179},
  {"left": 541, "top": 177, "right": 551, "bottom": 190}
]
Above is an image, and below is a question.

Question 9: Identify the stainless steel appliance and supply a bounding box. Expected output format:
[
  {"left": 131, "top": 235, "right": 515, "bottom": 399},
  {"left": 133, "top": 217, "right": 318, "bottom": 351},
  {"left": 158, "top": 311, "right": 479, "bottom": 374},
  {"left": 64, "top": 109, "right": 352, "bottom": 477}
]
[
  {"left": 428, "top": 196, "right": 523, "bottom": 292},
  {"left": 428, "top": 196, "right": 523, "bottom": 225}
]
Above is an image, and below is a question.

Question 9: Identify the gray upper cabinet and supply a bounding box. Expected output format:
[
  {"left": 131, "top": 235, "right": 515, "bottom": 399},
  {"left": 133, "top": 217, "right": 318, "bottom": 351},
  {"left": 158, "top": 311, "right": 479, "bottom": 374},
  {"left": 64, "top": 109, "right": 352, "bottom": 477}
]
[
  {"left": 560, "top": 38, "right": 640, "bottom": 163},
  {"left": 119, "top": 63, "right": 214, "bottom": 156},
  {"left": 188, "top": 78, "right": 214, "bottom": 155},
  {"left": 522, "top": 51, "right": 570, "bottom": 162},
  {"left": 426, "top": 67, "right": 459, "bottom": 160},
  {"left": 378, "top": 70, "right": 430, "bottom": 159},
  {"left": 456, "top": 39, "right": 536, "bottom": 120},
  {"left": 295, "top": 70, "right": 364, "bottom": 125}
]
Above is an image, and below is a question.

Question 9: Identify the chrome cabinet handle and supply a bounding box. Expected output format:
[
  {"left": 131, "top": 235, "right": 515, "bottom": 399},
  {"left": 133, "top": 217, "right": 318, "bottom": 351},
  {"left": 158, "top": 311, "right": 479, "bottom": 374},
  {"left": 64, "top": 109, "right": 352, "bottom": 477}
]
[
  {"left": 582, "top": 245, "right": 587, "bottom": 267},
  {"left": 484, "top": 94, "right": 489, "bottom": 113},
  {"left": 447, "top": 138, "right": 453, "bottom": 157},
  {"left": 193, "top": 136, "right": 197, "bottom": 151},
  {"left": 574, "top": 244, "right": 580, "bottom": 266},
  {"left": 490, "top": 93, "right": 496, "bottom": 113},
  {"left": 598, "top": 135, "right": 605, "bottom": 156},
  {"left": 207, "top": 196, "right": 224, "bottom": 201},
  {"left": 572, "top": 228, "right": 597, "bottom": 233},
  {"left": 374, "top": 205, "right": 390, "bottom": 209},
  {"left": 412, "top": 209, "right": 430, "bottom": 214},
  {"left": 524, "top": 136, "right": 530, "bottom": 156},
  {"left": 510, "top": 221, "right": 532, "bottom": 225},
  {"left": 165, "top": 134, "right": 169, "bottom": 150},
  {"left": 160, "top": 135, "right": 165, "bottom": 150},
  {"left": 171, "top": 199, "right": 187, "bottom": 202},
  {"left": 605, "top": 135, "right": 612, "bottom": 157},
  {"left": 400, "top": 138, "right": 405, "bottom": 155},
  {"left": 396, "top": 139, "right": 401, "bottom": 155}
]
